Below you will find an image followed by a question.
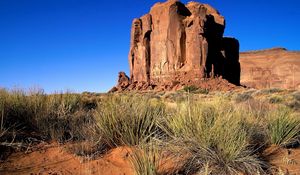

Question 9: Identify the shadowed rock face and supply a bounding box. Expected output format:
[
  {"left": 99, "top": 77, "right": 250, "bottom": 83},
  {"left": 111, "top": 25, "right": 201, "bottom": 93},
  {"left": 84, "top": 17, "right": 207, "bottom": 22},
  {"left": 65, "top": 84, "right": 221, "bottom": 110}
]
[{"left": 112, "top": 0, "right": 240, "bottom": 92}]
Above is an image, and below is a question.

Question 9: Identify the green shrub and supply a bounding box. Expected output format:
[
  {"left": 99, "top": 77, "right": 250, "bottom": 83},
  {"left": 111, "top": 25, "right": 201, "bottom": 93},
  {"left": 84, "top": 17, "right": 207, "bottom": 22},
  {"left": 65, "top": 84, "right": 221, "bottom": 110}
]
[
  {"left": 183, "top": 85, "right": 198, "bottom": 93},
  {"left": 269, "top": 95, "right": 283, "bottom": 104},
  {"left": 182, "top": 86, "right": 209, "bottom": 94}
]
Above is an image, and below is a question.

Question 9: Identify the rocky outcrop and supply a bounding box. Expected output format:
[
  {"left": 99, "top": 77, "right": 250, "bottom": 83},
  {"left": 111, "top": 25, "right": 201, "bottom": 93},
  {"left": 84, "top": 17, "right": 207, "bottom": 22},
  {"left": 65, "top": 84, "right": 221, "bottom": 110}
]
[
  {"left": 109, "top": 72, "right": 131, "bottom": 92},
  {"left": 111, "top": 0, "right": 241, "bottom": 92},
  {"left": 240, "top": 48, "right": 300, "bottom": 90}
]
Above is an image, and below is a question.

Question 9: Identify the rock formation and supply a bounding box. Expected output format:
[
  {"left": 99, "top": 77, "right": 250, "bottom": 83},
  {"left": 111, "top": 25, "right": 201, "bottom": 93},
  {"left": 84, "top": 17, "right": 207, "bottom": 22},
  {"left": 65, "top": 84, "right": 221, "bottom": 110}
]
[
  {"left": 111, "top": 0, "right": 241, "bottom": 92},
  {"left": 240, "top": 48, "right": 300, "bottom": 90}
]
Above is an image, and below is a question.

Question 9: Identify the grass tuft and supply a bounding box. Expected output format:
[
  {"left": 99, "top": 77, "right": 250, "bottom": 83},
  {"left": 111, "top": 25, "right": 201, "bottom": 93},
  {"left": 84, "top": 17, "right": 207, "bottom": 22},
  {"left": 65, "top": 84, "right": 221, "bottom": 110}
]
[
  {"left": 267, "top": 107, "right": 300, "bottom": 147},
  {"left": 94, "top": 95, "right": 165, "bottom": 148},
  {"left": 130, "top": 141, "right": 161, "bottom": 175},
  {"left": 160, "top": 99, "right": 266, "bottom": 174}
]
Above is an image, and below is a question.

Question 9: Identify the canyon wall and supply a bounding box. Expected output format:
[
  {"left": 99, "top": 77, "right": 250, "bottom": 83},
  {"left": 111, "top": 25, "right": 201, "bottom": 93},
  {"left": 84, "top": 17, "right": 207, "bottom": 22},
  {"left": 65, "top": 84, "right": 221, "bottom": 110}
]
[{"left": 240, "top": 48, "right": 300, "bottom": 90}]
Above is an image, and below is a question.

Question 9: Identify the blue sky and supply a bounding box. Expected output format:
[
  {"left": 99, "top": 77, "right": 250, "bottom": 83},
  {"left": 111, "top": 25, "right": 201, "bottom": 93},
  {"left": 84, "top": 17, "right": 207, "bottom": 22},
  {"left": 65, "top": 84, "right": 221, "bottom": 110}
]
[{"left": 0, "top": 0, "right": 299, "bottom": 93}]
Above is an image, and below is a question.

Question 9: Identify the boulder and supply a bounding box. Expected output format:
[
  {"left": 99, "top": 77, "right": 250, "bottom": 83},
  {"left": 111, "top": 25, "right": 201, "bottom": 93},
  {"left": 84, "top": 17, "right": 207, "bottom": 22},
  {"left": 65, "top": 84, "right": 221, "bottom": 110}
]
[{"left": 109, "top": 72, "right": 130, "bottom": 92}]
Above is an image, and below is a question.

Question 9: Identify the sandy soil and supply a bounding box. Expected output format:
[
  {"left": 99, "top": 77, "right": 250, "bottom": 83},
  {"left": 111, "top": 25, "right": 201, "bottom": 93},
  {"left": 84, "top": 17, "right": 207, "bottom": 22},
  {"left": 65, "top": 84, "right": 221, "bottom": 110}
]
[
  {"left": 265, "top": 145, "right": 300, "bottom": 175},
  {"left": 0, "top": 142, "right": 133, "bottom": 175},
  {"left": 1, "top": 143, "right": 300, "bottom": 175}
]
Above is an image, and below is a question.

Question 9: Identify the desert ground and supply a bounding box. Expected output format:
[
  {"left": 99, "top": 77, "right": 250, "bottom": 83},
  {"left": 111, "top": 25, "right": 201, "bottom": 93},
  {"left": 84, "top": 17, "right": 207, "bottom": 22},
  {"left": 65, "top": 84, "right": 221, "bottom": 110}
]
[{"left": 1, "top": 87, "right": 300, "bottom": 175}]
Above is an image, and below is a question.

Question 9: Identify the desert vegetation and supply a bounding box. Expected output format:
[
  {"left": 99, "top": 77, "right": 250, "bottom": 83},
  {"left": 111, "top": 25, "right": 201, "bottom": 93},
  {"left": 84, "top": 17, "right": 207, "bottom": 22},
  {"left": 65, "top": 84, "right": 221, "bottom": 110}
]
[{"left": 0, "top": 87, "right": 300, "bottom": 174}]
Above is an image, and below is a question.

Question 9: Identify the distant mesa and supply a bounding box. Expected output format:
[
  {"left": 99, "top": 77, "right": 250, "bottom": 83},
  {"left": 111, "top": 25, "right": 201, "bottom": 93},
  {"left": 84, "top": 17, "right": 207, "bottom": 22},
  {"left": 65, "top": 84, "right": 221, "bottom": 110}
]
[
  {"left": 240, "top": 48, "right": 300, "bottom": 90},
  {"left": 241, "top": 47, "right": 287, "bottom": 54},
  {"left": 111, "top": 0, "right": 241, "bottom": 92}
]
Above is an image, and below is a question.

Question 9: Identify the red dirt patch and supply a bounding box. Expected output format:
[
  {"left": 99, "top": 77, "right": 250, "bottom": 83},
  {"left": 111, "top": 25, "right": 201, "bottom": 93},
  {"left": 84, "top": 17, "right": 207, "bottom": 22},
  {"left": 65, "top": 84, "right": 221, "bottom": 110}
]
[
  {"left": 0, "top": 142, "right": 133, "bottom": 175},
  {"left": 264, "top": 145, "right": 300, "bottom": 175},
  {"left": 1, "top": 143, "right": 300, "bottom": 175}
]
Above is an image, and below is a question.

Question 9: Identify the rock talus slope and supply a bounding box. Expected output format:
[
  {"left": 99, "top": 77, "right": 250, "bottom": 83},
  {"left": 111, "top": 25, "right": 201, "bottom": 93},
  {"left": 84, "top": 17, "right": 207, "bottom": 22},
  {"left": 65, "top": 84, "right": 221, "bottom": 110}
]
[{"left": 111, "top": 0, "right": 240, "bottom": 92}]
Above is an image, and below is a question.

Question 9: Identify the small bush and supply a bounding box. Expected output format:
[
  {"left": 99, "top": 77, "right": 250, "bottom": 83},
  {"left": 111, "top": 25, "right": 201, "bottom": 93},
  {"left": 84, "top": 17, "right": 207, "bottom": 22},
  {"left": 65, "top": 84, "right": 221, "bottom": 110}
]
[
  {"left": 286, "top": 100, "right": 300, "bottom": 111},
  {"left": 292, "top": 91, "right": 300, "bottom": 101},
  {"left": 259, "top": 88, "right": 283, "bottom": 94},
  {"left": 195, "top": 88, "right": 209, "bottom": 94},
  {"left": 183, "top": 85, "right": 198, "bottom": 93},
  {"left": 269, "top": 95, "right": 283, "bottom": 104}
]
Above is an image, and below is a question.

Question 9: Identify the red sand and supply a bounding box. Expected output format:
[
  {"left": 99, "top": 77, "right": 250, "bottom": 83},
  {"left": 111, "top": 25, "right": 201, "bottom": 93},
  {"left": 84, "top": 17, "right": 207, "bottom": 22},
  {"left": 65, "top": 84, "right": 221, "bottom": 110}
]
[{"left": 1, "top": 143, "right": 300, "bottom": 175}]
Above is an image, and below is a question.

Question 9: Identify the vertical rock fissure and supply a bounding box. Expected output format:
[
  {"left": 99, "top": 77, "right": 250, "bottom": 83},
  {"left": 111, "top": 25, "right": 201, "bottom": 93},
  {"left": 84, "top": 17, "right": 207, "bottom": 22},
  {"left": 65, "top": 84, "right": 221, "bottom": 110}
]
[
  {"left": 144, "top": 31, "right": 151, "bottom": 83},
  {"left": 179, "top": 30, "right": 186, "bottom": 68}
]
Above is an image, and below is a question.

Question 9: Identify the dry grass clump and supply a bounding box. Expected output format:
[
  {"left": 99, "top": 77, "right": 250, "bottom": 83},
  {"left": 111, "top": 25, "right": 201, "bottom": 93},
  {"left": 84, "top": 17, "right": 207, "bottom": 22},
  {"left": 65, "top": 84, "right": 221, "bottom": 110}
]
[
  {"left": 159, "top": 98, "right": 267, "bottom": 174},
  {"left": 0, "top": 88, "right": 99, "bottom": 146},
  {"left": 130, "top": 141, "right": 161, "bottom": 175},
  {"left": 256, "top": 88, "right": 284, "bottom": 95},
  {"left": 233, "top": 92, "right": 254, "bottom": 103},
  {"left": 281, "top": 91, "right": 300, "bottom": 110},
  {"left": 292, "top": 91, "right": 300, "bottom": 101},
  {"left": 1, "top": 87, "right": 300, "bottom": 174},
  {"left": 268, "top": 95, "right": 284, "bottom": 104},
  {"left": 129, "top": 140, "right": 184, "bottom": 175},
  {"left": 183, "top": 85, "right": 209, "bottom": 94},
  {"left": 94, "top": 95, "right": 165, "bottom": 149},
  {"left": 267, "top": 107, "right": 300, "bottom": 147}
]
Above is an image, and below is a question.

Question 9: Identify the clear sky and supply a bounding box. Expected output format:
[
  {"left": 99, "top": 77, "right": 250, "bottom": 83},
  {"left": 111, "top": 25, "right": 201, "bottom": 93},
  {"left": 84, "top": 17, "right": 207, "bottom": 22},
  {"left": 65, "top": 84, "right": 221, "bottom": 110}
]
[{"left": 0, "top": 0, "right": 299, "bottom": 93}]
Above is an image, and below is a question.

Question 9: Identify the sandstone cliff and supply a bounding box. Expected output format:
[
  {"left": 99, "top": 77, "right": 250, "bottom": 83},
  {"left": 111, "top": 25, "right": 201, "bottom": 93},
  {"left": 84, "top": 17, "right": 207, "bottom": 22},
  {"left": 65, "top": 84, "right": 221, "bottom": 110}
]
[
  {"left": 240, "top": 48, "right": 300, "bottom": 90},
  {"left": 111, "top": 0, "right": 240, "bottom": 92}
]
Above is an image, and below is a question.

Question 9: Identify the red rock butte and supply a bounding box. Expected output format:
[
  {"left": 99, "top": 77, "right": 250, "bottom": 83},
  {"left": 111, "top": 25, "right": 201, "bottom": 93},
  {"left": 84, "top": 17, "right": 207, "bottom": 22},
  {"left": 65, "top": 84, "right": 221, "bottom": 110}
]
[{"left": 111, "top": 0, "right": 241, "bottom": 92}]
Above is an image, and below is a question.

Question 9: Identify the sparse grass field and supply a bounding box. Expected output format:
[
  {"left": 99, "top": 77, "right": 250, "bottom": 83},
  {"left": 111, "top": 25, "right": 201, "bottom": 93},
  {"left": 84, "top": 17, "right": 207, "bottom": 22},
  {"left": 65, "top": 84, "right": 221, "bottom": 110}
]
[{"left": 0, "top": 87, "right": 300, "bottom": 175}]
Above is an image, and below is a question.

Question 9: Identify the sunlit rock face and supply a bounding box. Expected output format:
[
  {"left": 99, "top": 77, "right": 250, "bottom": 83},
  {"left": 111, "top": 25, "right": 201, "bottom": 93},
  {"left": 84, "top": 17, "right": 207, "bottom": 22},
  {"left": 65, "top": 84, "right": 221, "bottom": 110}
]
[
  {"left": 111, "top": 0, "right": 240, "bottom": 92},
  {"left": 240, "top": 48, "right": 300, "bottom": 90}
]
